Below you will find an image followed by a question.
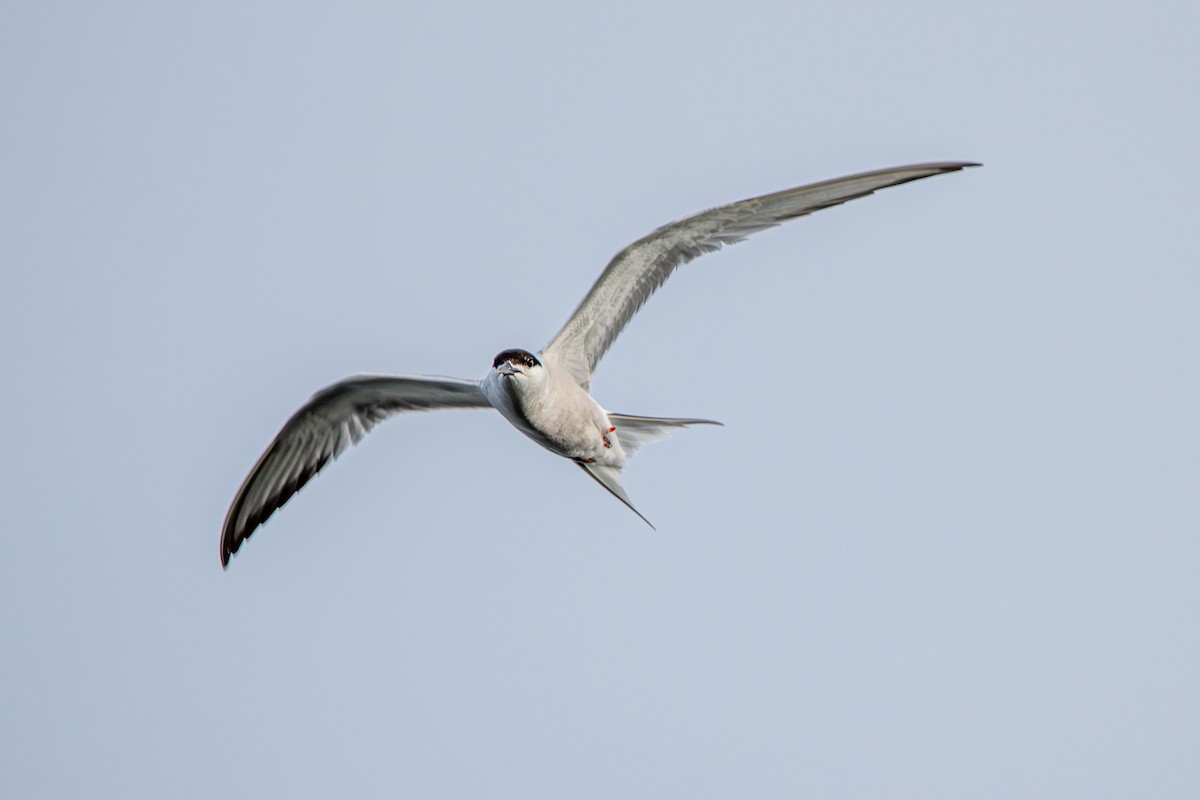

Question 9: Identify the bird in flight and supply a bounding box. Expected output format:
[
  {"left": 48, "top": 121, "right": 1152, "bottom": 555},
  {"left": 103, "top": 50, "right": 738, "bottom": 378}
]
[{"left": 221, "top": 161, "right": 979, "bottom": 567}]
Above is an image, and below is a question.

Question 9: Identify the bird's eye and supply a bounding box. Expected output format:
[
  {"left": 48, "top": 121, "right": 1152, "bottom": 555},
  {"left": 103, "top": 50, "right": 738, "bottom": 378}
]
[{"left": 493, "top": 349, "right": 539, "bottom": 369}]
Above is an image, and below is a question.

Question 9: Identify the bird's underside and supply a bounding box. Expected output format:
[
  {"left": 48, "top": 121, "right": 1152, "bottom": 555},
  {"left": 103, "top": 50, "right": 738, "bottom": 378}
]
[{"left": 220, "top": 161, "right": 979, "bottom": 567}]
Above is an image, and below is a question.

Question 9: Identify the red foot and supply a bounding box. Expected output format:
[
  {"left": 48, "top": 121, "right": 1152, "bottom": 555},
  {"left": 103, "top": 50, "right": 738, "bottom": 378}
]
[{"left": 602, "top": 425, "right": 617, "bottom": 449}]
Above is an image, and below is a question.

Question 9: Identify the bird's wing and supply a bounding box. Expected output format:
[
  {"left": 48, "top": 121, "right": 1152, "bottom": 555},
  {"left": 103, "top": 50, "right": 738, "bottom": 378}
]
[
  {"left": 221, "top": 374, "right": 492, "bottom": 568},
  {"left": 542, "top": 161, "right": 979, "bottom": 387}
]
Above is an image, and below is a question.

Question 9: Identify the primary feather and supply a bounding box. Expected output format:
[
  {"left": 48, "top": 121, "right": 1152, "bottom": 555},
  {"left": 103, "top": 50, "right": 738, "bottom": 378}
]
[
  {"left": 221, "top": 375, "right": 491, "bottom": 567},
  {"left": 543, "top": 162, "right": 979, "bottom": 387}
]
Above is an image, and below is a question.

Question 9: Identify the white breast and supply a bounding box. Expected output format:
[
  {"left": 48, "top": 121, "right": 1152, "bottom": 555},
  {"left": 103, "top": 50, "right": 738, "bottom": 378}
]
[{"left": 481, "top": 361, "right": 626, "bottom": 467}]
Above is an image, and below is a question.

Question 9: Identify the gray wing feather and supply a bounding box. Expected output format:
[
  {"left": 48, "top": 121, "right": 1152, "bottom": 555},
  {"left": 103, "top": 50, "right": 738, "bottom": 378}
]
[
  {"left": 543, "top": 162, "right": 979, "bottom": 386},
  {"left": 221, "top": 374, "right": 492, "bottom": 567}
]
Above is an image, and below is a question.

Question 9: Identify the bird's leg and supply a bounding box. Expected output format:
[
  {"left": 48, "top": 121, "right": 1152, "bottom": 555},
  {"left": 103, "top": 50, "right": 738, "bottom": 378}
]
[{"left": 602, "top": 425, "right": 616, "bottom": 448}]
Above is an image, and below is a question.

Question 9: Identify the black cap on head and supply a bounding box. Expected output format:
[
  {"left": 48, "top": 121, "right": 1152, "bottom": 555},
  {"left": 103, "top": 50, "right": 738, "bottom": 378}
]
[{"left": 493, "top": 349, "right": 541, "bottom": 369}]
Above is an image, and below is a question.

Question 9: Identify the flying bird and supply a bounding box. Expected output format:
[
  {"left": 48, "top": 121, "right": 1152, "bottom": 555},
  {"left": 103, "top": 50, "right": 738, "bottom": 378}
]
[{"left": 221, "top": 161, "right": 979, "bottom": 567}]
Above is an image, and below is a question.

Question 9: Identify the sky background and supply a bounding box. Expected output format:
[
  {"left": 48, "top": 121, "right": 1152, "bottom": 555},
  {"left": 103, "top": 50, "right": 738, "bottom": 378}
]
[{"left": 2, "top": 1, "right": 1198, "bottom": 797}]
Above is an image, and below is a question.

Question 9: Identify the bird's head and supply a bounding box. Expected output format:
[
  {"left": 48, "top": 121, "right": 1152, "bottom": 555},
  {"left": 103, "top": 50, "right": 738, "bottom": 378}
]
[{"left": 492, "top": 349, "right": 543, "bottom": 382}]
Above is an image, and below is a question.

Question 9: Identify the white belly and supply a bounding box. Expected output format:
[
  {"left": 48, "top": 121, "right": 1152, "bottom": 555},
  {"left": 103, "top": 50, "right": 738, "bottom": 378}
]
[{"left": 481, "top": 369, "right": 627, "bottom": 468}]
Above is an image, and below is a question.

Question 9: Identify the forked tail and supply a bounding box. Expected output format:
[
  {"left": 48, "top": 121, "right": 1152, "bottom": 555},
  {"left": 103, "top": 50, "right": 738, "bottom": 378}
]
[
  {"left": 578, "top": 414, "right": 722, "bottom": 527},
  {"left": 607, "top": 413, "right": 723, "bottom": 458}
]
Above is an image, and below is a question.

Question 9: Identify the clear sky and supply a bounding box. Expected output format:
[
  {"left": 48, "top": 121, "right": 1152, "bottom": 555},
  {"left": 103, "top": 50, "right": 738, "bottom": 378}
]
[{"left": 2, "top": 1, "right": 1197, "bottom": 797}]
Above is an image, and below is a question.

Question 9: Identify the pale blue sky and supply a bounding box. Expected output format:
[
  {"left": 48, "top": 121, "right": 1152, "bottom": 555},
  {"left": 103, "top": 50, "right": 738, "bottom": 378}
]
[{"left": 2, "top": 1, "right": 1198, "bottom": 797}]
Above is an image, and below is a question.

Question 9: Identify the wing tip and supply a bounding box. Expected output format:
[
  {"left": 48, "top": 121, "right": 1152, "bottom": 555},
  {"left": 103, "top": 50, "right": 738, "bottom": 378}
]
[
  {"left": 219, "top": 524, "right": 241, "bottom": 570},
  {"left": 219, "top": 538, "right": 235, "bottom": 570},
  {"left": 908, "top": 160, "right": 982, "bottom": 171}
]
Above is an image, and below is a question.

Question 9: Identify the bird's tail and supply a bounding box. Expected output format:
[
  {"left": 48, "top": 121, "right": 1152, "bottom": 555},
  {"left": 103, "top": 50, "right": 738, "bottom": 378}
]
[
  {"left": 576, "top": 414, "right": 721, "bottom": 528},
  {"left": 607, "top": 413, "right": 723, "bottom": 459},
  {"left": 577, "top": 461, "right": 655, "bottom": 529}
]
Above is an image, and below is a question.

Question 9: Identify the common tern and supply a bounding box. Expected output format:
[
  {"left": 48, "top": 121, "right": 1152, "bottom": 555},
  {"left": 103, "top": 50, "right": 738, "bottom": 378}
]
[{"left": 221, "top": 161, "right": 978, "bottom": 567}]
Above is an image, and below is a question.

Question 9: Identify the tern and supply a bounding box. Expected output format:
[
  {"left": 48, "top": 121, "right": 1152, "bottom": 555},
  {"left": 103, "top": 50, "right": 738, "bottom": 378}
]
[{"left": 221, "top": 161, "right": 978, "bottom": 567}]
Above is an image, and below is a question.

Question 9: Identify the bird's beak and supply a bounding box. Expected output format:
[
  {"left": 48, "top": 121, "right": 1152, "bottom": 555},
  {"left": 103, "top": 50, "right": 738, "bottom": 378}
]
[{"left": 497, "top": 362, "right": 518, "bottom": 376}]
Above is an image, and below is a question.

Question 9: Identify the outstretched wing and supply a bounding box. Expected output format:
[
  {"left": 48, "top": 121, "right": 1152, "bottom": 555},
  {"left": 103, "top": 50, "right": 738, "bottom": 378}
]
[
  {"left": 542, "top": 162, "right": 979, "bottom": 387},
  {"left": 221, "top": 374, "right": 493, "bottom": 568}
]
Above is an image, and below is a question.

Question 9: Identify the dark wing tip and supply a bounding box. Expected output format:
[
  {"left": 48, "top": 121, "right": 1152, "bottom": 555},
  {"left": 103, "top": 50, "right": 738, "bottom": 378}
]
[
  {"left": 905, "top": 160, "right": 981, "bottom": 171},
  {"left": 220, "top": 511, "right": 239, "bottom": 570},
  {"left": 219, "top": 512, "right": 245, "bottom": 570},
  {"left": 219, "top": 449, "right": 330, "bottom": 570}
]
